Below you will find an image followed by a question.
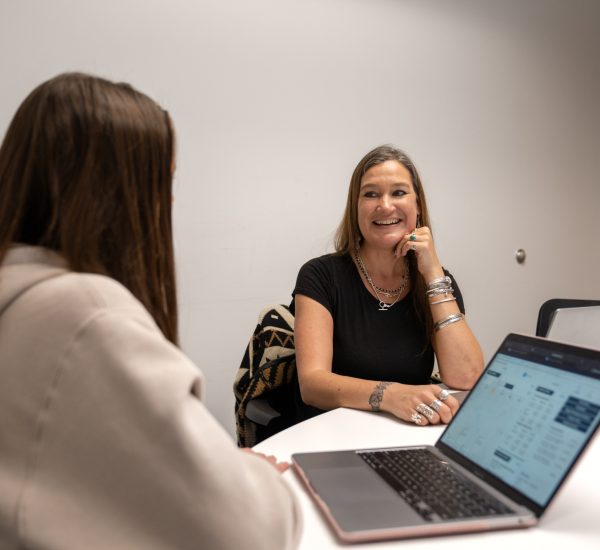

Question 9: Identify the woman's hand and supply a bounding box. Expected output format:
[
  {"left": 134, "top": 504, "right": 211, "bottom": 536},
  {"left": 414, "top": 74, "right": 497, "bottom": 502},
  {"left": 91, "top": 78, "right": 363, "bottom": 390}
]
[
  {"left": 395, "top": 226, "right": 443, "bottom": 281},
  {"left": 383, "top": 383, "right": 460, "bottom": 426},
  {"left": 241, "top": 448, "right": 290, "bottom": 473}
]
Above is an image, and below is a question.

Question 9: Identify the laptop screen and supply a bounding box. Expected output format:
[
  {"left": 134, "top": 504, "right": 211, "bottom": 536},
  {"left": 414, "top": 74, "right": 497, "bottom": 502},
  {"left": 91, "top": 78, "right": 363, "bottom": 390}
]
[{"left": 439, "top": 335, "right": 600, "bottom": 507}]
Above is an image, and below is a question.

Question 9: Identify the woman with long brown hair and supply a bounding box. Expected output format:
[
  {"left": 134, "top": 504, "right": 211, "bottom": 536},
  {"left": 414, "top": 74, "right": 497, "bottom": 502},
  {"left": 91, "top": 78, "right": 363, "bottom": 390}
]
[
  {"left": 292, "top": 145, "right": 483, "bottom": 426},
  {"left": 0, "top": 73, "right": 300, "bottom": 549}
]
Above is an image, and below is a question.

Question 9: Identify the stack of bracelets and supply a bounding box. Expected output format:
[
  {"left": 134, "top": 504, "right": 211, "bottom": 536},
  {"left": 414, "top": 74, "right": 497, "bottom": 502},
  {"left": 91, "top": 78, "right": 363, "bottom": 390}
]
[{"left": 426, "top": 275, "right": 464, "bottom": 331}]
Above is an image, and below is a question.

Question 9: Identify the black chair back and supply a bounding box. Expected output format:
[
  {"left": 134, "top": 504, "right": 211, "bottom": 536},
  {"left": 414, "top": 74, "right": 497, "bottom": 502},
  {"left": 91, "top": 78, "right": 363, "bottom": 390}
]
[{"left": 536, "top": 298, "right": 600, "bottom": 337}]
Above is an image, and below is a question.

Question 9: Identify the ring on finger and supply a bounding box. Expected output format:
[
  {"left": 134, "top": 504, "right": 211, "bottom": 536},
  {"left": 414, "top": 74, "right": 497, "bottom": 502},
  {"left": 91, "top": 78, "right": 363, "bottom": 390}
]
[
  {"left": 416, "top": 403, "right": 435, "bottom": 421},
  {"left": 409, "top": 233, "right": 417, "bottom": 242},
  {"left": 429, "top": 399, "right": 443, "bottom": 412},
  {"left": 438, "top": 389, "right": 450, "bottom": 401},
  {"left": 410, "top": 412, "right": 423, "bottom": 425}
]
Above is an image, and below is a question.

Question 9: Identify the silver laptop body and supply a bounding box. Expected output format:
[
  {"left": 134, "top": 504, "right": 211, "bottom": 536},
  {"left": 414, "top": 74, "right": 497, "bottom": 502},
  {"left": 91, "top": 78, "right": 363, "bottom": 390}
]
[{"left": 292, "top": 333, "right": 600, "bottom": 543}]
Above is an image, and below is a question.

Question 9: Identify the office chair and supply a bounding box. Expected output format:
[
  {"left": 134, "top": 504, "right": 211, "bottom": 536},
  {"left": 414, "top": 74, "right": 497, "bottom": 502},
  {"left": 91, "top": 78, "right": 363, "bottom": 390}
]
[
  {"left": 234, "top": 304, "right": 298, "bottom": 447},
  {"left": 536, "top": 298, "right": 600, "bottom": 337}
]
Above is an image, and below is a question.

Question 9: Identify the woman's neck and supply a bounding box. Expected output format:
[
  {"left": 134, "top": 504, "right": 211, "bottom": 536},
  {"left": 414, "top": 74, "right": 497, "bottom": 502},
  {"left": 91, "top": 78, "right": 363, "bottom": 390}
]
[{"left": 358, "top": 243, "right": 407, "bottom": 281}]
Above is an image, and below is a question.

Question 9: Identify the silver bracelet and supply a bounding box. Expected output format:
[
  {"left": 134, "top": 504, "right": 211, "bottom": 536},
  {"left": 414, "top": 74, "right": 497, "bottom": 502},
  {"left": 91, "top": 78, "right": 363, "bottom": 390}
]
[
  {"left": 426, "top": 287, "right": 454, "bottom": 297},
  {"left": 434, "top": 313, "right": 464, "bottom": 331},
  {"left": 430, "top": 296, "right": 457, "bottom": 306},
  {"left": 427, "top": 276, "right": 451, "bottom": 289}
]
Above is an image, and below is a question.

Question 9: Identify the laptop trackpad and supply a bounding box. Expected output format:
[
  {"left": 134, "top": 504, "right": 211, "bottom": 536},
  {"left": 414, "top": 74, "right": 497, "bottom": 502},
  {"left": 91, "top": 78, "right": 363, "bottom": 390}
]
[{"left": 307, "top": 465, "right": 424, "bottom": 530}]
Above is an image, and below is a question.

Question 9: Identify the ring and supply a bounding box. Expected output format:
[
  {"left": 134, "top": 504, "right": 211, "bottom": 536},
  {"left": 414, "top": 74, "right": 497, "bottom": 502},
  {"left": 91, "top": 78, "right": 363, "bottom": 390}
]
[
  {"left": 409, "top": 234, "right": 417, "bottom": 241},
  {"left": 430, "top": 399, "right": 443, "bottom": 412},
  {"left": 416, "top": 403, "right": 435, "bottom": 421},
  {"left": 410, "top": 412, "right": 423, "bottom": 425},
  {"left": 438, "top": 389, "right": 450, "bottom": 401}
]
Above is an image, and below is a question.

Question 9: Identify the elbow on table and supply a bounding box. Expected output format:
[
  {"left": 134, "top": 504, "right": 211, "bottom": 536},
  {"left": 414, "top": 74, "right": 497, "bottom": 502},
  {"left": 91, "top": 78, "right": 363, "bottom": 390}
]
[
  {"left": 298, "top": 383, "right": 321, "bottom": 408},
  {"left": 297, "top": 375, "right": 335, "bottom": 409},
  {"left": 445, "top": 376, "right": 478, "bottom": 391}
]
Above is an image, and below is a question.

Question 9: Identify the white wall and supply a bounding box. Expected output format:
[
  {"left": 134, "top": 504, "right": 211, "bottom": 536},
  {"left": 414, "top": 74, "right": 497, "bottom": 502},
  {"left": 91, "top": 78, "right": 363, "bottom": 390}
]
[{"left": 1, "top": 0, "right": 599, "bottom": 437}]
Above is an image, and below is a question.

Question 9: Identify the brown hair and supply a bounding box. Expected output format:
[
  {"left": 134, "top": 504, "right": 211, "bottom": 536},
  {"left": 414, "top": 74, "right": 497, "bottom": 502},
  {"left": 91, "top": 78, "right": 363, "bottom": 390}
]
[
  {"left": 0, "top": 72, "right": 178, "bottom": 344},
  {"left": 334, "top": 144, "right": 434, "bottom": 341}
]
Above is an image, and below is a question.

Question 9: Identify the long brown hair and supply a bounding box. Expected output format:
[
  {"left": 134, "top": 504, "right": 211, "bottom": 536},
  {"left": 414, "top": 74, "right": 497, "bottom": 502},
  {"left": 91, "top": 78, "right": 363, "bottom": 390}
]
[
  {"left": 0, "top": 72, "right": 178, "bottom": 344},
  {"left": 334, "top": 144, "right": 434, "bottom": 342}
]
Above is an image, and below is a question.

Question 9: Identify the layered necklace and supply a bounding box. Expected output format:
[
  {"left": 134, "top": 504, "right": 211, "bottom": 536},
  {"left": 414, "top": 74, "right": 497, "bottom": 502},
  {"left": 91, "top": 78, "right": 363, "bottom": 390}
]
[{"left": 354, "top": 249, "right": 410, "bottom": 311}]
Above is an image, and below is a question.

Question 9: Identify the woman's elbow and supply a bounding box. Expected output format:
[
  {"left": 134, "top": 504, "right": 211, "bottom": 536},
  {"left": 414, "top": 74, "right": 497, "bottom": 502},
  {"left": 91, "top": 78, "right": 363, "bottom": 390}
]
[
  {"left": 298, "top": 379, "right": 320, "bottom": 408},
  {"left": 297, "top": 371, "right": 334, "bottom": 409},
  {"left": 443, "top": 355, "right": 484, "bottom": 390}
]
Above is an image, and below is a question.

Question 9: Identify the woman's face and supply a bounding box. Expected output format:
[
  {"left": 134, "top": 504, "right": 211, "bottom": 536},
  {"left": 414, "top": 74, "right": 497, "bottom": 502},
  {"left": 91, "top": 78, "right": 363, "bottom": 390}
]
[{"left": 357, "top": 160, "right": 419, "bottom": 251}]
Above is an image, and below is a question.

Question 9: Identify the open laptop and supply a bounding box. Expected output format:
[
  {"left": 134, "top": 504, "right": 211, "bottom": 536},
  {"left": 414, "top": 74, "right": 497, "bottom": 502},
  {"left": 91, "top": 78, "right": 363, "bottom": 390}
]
[
  {"left": 292, "top": 333, "right": 600, "bottom": 542},
  {"left": 546, "top": 305, "right": 600, "bottom": 350}
]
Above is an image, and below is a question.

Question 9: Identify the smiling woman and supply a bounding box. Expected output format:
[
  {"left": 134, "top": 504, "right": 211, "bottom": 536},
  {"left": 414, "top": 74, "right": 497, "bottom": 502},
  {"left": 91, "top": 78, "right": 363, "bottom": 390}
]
[
  {"left": 290, "top": 145, "right": 484, "bottom": 428},
  {"left": 357, "top": 160, "right": 419, "bottom": 251}
]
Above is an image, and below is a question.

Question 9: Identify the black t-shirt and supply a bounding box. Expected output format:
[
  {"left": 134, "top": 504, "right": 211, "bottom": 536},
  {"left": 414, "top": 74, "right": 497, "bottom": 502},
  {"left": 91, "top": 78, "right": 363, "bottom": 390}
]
[{"left": 291, "top": 253, "right": 465, "bottom": 386}]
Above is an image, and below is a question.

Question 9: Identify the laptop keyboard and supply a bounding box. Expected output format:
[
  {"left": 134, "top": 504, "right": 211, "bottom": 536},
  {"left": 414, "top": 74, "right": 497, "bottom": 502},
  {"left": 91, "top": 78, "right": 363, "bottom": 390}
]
[{"left": 359, "top": 448, "right": 513, "bottom": 522}]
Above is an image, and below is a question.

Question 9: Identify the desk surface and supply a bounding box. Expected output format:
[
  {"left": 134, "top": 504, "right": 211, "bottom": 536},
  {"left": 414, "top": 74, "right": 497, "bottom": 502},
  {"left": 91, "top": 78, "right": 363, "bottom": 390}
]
[{"left": 254, "top": 407, "right": 600, "bottom": 549}]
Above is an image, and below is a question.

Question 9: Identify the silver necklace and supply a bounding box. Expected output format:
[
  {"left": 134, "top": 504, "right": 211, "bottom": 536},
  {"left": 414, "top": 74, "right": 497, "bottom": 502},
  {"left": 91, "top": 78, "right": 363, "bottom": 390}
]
[{"left": 354, "top": 250, "right": 409, "bottom": 311}]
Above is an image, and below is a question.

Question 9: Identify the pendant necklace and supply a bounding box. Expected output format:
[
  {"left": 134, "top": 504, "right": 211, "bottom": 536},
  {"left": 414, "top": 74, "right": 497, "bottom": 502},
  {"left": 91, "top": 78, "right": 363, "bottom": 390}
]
[{"left": 354, "top": 250, "right": 409, "bottom": 311}]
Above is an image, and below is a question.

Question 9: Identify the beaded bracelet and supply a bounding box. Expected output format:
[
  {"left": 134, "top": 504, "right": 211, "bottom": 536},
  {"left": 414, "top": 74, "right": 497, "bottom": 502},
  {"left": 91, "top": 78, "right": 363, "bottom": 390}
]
[{"left": 434, "top": 313, "right": 464, "bottom": 331}]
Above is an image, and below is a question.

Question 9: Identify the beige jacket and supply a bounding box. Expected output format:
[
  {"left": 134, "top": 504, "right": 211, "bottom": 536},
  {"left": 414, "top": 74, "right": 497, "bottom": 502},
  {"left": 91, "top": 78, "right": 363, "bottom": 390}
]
[{"left": 0, "top": 245, "right": 301, "bottom": 549}]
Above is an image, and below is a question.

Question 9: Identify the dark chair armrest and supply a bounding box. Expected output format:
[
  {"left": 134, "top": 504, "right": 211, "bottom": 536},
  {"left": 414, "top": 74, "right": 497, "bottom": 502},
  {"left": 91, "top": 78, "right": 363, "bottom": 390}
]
[{"left": 245, "top": 398, "right": 282, "bottom": 426}]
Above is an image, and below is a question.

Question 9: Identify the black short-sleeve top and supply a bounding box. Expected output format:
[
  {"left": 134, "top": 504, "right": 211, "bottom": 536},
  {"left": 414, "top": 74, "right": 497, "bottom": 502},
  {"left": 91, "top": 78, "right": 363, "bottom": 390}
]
[{"left": 291, "top": 253, "right": 465, "bottom": 385}]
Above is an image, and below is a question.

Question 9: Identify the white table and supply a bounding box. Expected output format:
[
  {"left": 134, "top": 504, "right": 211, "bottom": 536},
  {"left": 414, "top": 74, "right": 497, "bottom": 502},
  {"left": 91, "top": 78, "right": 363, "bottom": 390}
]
[{"left": 254, "top": 407, "right": 600, "bottom": 549}]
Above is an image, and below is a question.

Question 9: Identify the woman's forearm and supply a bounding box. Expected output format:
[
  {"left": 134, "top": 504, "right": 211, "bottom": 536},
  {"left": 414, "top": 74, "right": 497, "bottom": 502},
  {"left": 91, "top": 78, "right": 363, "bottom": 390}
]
[
  {"left": 426, "top": 276, "right": 484, "bottom": 389},
  {"left": 434, "top": 326, "right": 484, "bottom": 389},
  {"left": 298, "top": 369, "right": 382, "bottom": 411}
]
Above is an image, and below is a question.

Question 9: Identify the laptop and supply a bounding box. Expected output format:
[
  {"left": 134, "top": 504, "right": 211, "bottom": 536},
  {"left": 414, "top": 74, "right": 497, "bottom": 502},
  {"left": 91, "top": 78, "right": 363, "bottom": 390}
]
[
  {"left": 292, "top": 333, "right": 600, "bottom": 542},
  {"left": 546, "top": 306, "right": 600, "bottom": 350}
]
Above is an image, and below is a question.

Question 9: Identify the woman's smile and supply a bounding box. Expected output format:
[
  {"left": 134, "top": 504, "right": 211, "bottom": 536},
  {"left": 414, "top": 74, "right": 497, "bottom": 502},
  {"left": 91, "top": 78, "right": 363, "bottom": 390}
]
[{"left": 358, "top": 160, "right": 419, "bottom": 249}]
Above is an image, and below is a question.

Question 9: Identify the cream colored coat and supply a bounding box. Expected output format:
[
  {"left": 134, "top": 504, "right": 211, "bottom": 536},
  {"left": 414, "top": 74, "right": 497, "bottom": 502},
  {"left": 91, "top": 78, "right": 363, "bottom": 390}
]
[{"left": 0, "top": 245, "right": 301, "bottom": 549}]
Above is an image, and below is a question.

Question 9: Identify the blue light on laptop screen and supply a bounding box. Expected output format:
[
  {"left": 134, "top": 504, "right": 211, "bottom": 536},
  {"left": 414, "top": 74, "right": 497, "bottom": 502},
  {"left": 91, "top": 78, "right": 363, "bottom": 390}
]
[{"left": 440, "top": 351, "right": 600, "bottom": 507}]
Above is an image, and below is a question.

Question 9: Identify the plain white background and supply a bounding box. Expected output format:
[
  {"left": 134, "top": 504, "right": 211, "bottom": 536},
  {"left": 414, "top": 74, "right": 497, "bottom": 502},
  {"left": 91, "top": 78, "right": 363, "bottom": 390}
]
[{"left": 1, "top": 0, "right": 599, "bottom": 437}]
